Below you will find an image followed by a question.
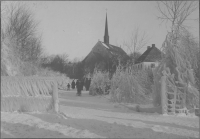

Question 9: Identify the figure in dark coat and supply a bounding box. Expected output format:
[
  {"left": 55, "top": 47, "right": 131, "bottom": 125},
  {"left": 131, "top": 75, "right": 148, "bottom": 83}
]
[
  {"left": 67, "top": 83, "right": 70, "bottom": 91},
  {"left": 76, "top": 80, "right": 81, "bottom": 96},
  {"left": 71, "top": 80, "right": 75, "bottom": 89},
  {"left": 85, "top": 78, "right": 89, "bottom": 91}
]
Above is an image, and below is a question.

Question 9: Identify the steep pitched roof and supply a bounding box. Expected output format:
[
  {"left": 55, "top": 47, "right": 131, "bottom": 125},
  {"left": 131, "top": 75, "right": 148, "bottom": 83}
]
[
  {"left": 82, "top": 41, "right": 128, "bottom": 64},
  {"left": 135, "top": 45, "right": 162, "bottom": 64},
  {"left": 100, "top": 41, "right": 127, "bottom": 57}
]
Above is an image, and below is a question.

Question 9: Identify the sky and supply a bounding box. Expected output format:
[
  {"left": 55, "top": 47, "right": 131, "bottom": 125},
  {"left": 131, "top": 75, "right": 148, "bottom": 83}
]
[{"left": 2, "top": 1, "right": 199, "bottom": 61}]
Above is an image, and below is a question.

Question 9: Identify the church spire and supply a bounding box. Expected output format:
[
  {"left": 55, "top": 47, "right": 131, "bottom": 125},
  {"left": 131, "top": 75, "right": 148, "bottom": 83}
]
[{"left": 104, "top": 13, "right": 109, "bottom": 44}]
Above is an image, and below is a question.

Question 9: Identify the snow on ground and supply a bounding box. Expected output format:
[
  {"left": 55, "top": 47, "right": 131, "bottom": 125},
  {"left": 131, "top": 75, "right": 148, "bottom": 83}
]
[
  {"left": 59, "top": 105, "right": 199, "bottom": 138},
  {"left": 1, "top": 112, "right": 104, "bottom": 138},
  {"left": 1, "top": 90, "right": 199, "bottom": 138}
]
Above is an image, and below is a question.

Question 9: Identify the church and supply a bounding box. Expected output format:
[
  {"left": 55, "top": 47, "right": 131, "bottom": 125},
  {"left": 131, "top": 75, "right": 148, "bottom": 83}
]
[{"left": 82, "top": 13, "right": 129, "bottom": 73}]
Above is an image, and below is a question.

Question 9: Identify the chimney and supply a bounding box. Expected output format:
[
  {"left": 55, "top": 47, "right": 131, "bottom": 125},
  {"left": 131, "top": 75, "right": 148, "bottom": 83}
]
[
  {"left": 147, "top": 46, "right": 151, "bottom": 50},
  {"left": 152, "top": 44, "right": 155, "bottom": 47}
]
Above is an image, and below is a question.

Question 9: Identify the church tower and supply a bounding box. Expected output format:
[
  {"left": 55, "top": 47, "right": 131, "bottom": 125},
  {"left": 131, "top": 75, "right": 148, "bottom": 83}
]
[{"left": 104, "top": 13, "right": 109, "bottom": 44}]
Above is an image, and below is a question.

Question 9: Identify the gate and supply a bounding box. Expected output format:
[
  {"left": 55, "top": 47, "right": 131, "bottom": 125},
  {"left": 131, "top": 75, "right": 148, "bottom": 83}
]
[{"left": 161, "top": 69, "right": 189, "bottom": 115}]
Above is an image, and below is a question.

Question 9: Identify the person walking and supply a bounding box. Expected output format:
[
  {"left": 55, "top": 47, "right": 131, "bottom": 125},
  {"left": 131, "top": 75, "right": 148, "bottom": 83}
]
[
  {"left": 71, "top": 80, "right": 75, "bottom": 89},
  {"left": 67, "top": 83, "right": 70, "bottom": 91},
  {"left": 76, "top": 80, "right": 81, "bottom": 96}
]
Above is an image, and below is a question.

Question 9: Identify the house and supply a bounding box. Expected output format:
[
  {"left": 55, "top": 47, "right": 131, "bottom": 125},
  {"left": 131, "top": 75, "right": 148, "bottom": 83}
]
[
  {"left": 133, "top": 44, "right": 162, "bottom": 70},
  {"left": 82, "top": 13, "right": 128, "bottom": 72}
]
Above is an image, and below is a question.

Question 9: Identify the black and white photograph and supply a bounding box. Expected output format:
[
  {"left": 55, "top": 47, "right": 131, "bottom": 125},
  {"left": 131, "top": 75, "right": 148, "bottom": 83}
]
[{"left": 1, "top": 1, "right": 199, "bottom": 138}]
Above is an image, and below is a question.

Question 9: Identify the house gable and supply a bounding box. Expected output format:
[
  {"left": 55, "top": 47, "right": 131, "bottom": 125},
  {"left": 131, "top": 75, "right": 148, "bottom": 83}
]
[{"left": 135, "top": 45, "right": 162, "bottom": 64}]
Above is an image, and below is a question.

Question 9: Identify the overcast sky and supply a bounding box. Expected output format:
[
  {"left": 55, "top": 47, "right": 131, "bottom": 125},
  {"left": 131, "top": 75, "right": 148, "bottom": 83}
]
[{"left": 2, "top": 1, "right": 199, "bottom": 60}]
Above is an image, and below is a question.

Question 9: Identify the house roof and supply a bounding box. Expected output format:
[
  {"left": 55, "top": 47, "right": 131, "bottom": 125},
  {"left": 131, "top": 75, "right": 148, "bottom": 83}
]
[{"left": 135, "top": 45, "right": 162, "bottom": 64}]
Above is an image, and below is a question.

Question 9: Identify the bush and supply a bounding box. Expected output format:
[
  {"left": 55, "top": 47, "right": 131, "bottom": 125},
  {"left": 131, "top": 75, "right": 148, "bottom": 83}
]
[
  {"left": 35, "top": 68, "right": 70, "bottom": 90},
  {"left": 89, "top": 70, "right": 110, "bottom": 95},
  {"left": 109, "top": 65, "right": 152, "bottom": 104},
  {"left": 134, "top": 68, "right": 153, "bottom": 95}
]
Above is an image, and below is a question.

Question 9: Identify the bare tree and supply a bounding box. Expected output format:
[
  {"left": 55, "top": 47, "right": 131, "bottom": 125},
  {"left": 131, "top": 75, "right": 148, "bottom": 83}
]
[
  {"left": 4, "top": 3, "right": 42, "bottom": 63},
  {"left": 157, "top": 1, "right": 199, "bottom": 76},
  {"left": 157, "top": 1, "right": 199, "bottom": 33},
  {"left": 123, "top": 27, "right": 149, "bottom": 61},
  {"left": 59, "top": 53, "right": 69, "bottom": 64},
  {"left": 1, "top": 2, "right": 43, "bottom": 75},
  {"left": 153, "top": 1, "right": 199, "bottom": 108}
]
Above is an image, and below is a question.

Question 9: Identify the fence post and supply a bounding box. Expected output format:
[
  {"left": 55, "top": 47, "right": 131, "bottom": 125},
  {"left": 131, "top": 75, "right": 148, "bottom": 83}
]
[
  {"left": 53, "top": 80, "right": 59, "bottom": 113},
  {"left": 161, "top": 75, "right": 167, "bottom": 114},
  {"left": 173, "top": 86, "right": 177, "bottom": 114}
]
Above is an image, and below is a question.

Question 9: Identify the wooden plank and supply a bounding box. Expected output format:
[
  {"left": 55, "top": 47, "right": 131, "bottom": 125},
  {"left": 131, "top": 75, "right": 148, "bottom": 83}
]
[
  {"left": 161, "top": 75, "right": 167, "bottom": 115},
  {"left": 53, "top": 81, "right": 59, "bottom": 113}
]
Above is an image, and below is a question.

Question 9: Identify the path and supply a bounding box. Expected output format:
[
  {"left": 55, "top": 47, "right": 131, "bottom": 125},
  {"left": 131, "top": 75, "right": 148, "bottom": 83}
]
[
  {"left": 1, "top": 90, "right": 199, "bottom": 138},
  {"left": 58, "top": 90, "right": 199, "bottom": 138}
]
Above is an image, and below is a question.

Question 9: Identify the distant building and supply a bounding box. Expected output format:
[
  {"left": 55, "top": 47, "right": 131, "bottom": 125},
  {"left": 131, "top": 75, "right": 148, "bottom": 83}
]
[
  {"left": 82, "top": 13, "right": 128, "bottom": 72},
  {"left": 133, "top": 44, "right": 162, "bottom": 70}
]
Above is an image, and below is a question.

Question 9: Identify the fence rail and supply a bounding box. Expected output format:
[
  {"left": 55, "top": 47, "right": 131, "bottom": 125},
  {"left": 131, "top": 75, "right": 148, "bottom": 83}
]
[
  {"left": 161, "top": 72, "right": 188, "bottom": 115},
  {"left": 1, "top": 76, "right": 59, "bottom": 113}
]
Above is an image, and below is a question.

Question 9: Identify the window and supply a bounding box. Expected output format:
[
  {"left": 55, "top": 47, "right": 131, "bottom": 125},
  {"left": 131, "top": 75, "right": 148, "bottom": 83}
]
[{"left": 151, "top": 63, "right": 155, "bottom": 68}]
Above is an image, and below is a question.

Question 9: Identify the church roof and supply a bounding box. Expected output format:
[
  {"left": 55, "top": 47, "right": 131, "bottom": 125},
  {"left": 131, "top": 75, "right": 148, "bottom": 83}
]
[
  {"left": 82, "top": 41, "right": 128, "bottom": 64},
  {"left": 82, "top": 13, "right": 128, "bottom": 65},
  {"left": 135, "top": 45, "right": 162, "bottom": 64},
  {"left": 100, "top": 41, "right": 127, "bottom": 57}
]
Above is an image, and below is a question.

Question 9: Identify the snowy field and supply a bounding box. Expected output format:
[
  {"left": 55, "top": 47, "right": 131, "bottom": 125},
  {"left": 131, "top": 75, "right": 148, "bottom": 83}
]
[{"left": 1, "top": 90, "right": 199, "bottom": 138}]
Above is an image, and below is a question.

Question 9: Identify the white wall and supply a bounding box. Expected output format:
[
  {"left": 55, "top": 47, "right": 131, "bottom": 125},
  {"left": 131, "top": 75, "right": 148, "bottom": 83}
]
[{"left": 133, "top": 62, "right": 159, "bottom": 70}]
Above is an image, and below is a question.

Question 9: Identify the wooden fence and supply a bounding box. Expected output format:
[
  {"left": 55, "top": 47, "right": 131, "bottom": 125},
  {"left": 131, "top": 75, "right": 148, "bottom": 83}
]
[
  {"left": 161, "top": 71, "right": 188, "bottom": 115},
  {"left": 1, "top": 76, "right": 59, "bottom": 113}
]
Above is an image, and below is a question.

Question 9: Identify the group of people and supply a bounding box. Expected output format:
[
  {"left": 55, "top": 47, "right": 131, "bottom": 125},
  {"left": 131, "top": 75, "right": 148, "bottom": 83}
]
[{"left": 66, "top": 78, "right": 91, "bottom": 96}]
